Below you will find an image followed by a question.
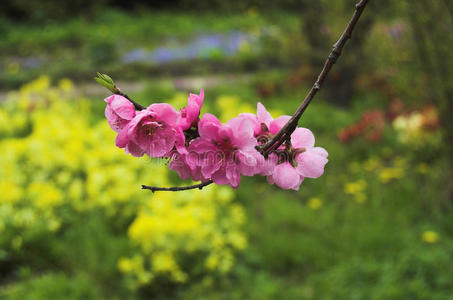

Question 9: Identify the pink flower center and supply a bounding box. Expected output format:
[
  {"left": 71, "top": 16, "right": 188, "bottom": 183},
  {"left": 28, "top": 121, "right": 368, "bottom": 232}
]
[
  {"left": 214, "top": 138, "right": 237, "bottom": 153},
  {"left": 143, "top": 122, "right": 161, "bottom": 136},
  {"left": 275, "top": 146, "right": 306, "bottom": 167}
]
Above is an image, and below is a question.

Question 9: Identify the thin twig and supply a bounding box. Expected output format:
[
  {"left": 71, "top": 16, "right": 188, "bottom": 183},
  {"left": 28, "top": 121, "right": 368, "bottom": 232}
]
[
  {"left": 256, "top": 0, "right": 370, "bottom": 156},
  {"left": 142, "top": 180, "right": 214, "bottom": 192},
  {"left": 114, "top": 87, "right": 145, "bottom": 111},
  {"left": 130, "top": 0, "right": 370, "bottom": 192}
]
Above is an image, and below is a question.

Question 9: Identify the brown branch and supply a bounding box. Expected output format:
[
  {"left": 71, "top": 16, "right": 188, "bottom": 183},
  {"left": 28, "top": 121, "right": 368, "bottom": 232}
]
[
  {"left": 142, "top": 180, "right": 214, "bottom": 192},
  {"left": 113, "top": 86, "right": 145, "bottom": 111},
  {"left": 257, "top": 0, "right": 370, "bottom": 157},
  {"left": 133, "top": 0, "right": 370, "bottom": 192}
]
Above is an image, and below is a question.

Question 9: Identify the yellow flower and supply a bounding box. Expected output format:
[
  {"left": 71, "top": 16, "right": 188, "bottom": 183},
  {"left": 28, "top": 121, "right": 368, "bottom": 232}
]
[
  {"left": 118, "top": 257, "right": 134, "bottom": 273},
  {"left": 58, "top": 78, "right": 74, "bottom": 92},
  {"left": 29, "top": 182, "right": 63, "bottom": 208},
  {"left": 307, "top": 197, "right": 322, "bottom": 210},
  {"left": 379, "top": 167, "right": 403, "bottom": 183},
  {"left": 152, "top": 252, "right": 178, "bottom": 273},
  {"left": 128, "top": 214, "right": 159, "bottom": 245},
  {"left": 228, "top": 231, "right": 248, "bottom": 250},
  {"left": 422, "top": 230, "right": 439, "bottom": 243},
  {"left": 205, "top": 254, "right": 220, "bottom": 270},
  {"left": 21, "top": 75, "right": 51, "bottom": 93},
  {"left": 216, "top": 95, "right": 254, "bottom": 123},
  {"left": 344, "top": 179, "right": 367, "bottom": 195},
  {"left": 168, "top": 92, "right": 188, "bottom": 109},
  {"left": 0, "top": 181, "right": 23, "bottom": 204},
  {"left": 118, "top": 255, "right": 146, "bottom": 275}
]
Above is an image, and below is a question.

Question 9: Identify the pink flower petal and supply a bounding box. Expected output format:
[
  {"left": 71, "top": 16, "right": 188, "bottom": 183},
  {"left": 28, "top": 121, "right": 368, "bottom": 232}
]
[
  {"left": 169, "top": 153, "right": 191, "bottom": 180},
  {"left": 238, "top": 112, "right": 260, "bottom": 135},
  {"left": 115, "top": 129, "right": 130, "bottom": 148},
  {"left": 200, "top": 150, "right": 223, "bottom": 178},
  {"left": 190, "top": 166, "right": 207, "bottom": 182},
  {"left": 226, "top": 164, "right": 241, "bottom": 188},
  {"left": 236, "top": 149, "right": 262, "bottom": 176},
  {"left": 198, "top": 113, "right": 222, "bottom": 141},
  {"left": 295, "top": 148, "right": 328, "bottom": 178},
  {"left": 111, "top": 95, "right": 135, "bottom": 120},
  {"left": 188, "top": 138, "right": 216, "bottom": 153},
  {"left": 180, "top": 89, "right": 204, "bottom": 130},
  {"left": 266, "top": 175, "right": 275, "bottom": 185},
  {"left": 127, "top": 110, "right": 152, "bottom": 138},
  {"left": 228, "top": 116, "right": 255, "bottom": 148},
  {"left": 125, "top": 141, "right": 145, "bottom": 157},
  {"left": 269, "top": 115, "right": 291, "bottom": 134},
  {"left": 188, "top": 88, "right": 204, "bottom": 108},
  {"left": 211, "top": 167, "right": 230, "bottom": 186},
  {"left": 105, "top": 105, "right": 116, "bottom": 121},
  {"left": 104, "top": 95, "right": 115, "bottom": 104},
  {"left": 272, "top": 162, "right": 303, "bottom": 190},
  {"left": 104, "top": 95, "right": 136, "bottom": 132},
  {"left": 311, "top": 147, "right": 328, "bottom": 158},
  {"left": 146, "top": 127, "right": 176, "bottom": 157},
  {"left": 174, "top": 128, "right": 188, "bottom": 155},
  {"left": 259, "top": 153, "right": 278, "bottom": 176},
  {"left": 147, "top": 103, "right": 180, "bottom": 127},
  {"left": 257, "top": 102, "right": 273, "bottom": 126},
  {"left": 291, "top": 127, "right": 315, "bottom": 148}
]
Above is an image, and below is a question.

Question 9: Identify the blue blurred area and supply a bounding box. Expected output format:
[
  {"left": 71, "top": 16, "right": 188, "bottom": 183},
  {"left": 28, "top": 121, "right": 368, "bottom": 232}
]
[{"left": 122, "top": 31, "right": 256, "bottom": 64}]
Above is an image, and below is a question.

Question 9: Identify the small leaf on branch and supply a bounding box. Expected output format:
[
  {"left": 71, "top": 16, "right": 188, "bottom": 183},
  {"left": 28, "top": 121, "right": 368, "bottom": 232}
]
[{"left": 94, "top": 72, "right": 116, "bottom": 93}]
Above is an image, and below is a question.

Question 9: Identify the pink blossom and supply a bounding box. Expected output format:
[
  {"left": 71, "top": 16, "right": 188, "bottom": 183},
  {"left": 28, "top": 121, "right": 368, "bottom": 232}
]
[
  {"left": 185, "top": 113, "right": 263, "bottom": 188},
  {"left": 267, "top": 162, "right": 304, "bottom": 190},
  {"left": 104, "top": 95, "right": 136, "bottom": 132},
  {"left": 239, "top": 102, "right": 291, "bottom": 176},
  {"left": 168, "top": 151, "right": 207, "bottom": 182},
  {"left": 179, "top": 89, "right": 204, "bottom": 131},
  {"left": 116, "top": 103, "right": 184, "bottom": 157},
  {"left": 105, "top": 91, "right": 328, "bottom": 191},
  {"left": 240, "top": 102, "right": 291, "bottom": 137},
  {"left": 266, "top": 128, "right": 328, "bottom": 190}
]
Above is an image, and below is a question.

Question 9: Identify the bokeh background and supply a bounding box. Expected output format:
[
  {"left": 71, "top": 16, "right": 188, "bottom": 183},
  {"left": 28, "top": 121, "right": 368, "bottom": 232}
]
[{"left": 1, "top": 0, "right": 453, "bottom": 299}]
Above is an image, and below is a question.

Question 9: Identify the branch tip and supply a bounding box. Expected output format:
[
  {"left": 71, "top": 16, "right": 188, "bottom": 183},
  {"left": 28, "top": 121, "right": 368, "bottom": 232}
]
[{"left": 258, "top": 0, "right": 370, "bottom": 156}]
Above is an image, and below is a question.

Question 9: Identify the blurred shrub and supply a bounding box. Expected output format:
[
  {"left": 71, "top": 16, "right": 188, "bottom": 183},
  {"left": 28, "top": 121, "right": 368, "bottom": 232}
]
[
  {"left": 0, "top": 0, "right": 108, "bottom": 22},
  {"left": 4, "top": 273, "right": 101, "bottom": 300},
  {"left": 0, "top": 0, "right": 343, "bottom": 22},
  {"left": 120, "top": 188, "right": 246, "bottom": 287},
  {"left": 0, "top": 77, "right": 246, "bottom": 298}
]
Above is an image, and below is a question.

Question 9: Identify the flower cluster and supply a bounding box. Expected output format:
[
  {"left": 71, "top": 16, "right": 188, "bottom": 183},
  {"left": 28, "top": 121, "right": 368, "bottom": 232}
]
[{"left": 105, "top": 91, "right": 328, "bottom": 190}]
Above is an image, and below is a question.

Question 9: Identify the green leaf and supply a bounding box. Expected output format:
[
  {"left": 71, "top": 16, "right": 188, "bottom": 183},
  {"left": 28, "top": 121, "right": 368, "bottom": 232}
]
[{"left": 94, "top": 72, "right": 116, "bottom": 93}]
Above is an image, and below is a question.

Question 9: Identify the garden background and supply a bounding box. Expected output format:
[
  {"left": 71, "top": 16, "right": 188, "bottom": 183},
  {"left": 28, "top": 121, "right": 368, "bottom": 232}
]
[{"left": 1, "top": 0, "right": 453, "bottom": 299}]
